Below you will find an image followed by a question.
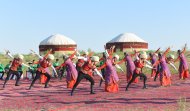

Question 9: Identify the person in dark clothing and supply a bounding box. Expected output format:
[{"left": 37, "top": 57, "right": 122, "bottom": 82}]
[
  {"left": 3, "top": 54, "right": 24, "bottom": 88},
  {"left": 99, "top": 56, "right": 106, "bottom": 87},
  {"left": 126, "top": 52, "right": 152, "bottom": 91},
  {"left": 71, "top": 56, "right": 101, "bottom": 96},
  {"left": 29, "top": 51, "right": 56, "bottom": 89}
]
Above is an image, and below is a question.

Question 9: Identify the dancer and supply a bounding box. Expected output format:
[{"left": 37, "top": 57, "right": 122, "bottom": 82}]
[
  {"left": 2, "top": 61, "right": 12, "bottom": 80},
  {"left": 28, "top": 60, "right": 38, "bottom": 79},
  {"left": 56, "top": 51, "right": 78, "bottom": 88},
  {"left": 4, "top": 61, "right": 12, "bottom": 72},
  {"left": 153, "top": 63, "right": 161, "bottom": 82},
  {"left": 99, "top": 53, "right": 106, "bottom": 87},
  {"left": 126, "top": 52, "right": 152, "bottom": 91},
  {"left": 58, "top": 65, "right": 66, "bottom": 80},
  {"left": 148, "top": 48, "right": 160, "bottom": 78},
  {"left": 17, "top": 64, "right": 24, "bottom": 79},
  {"left": 76, "top": 51, "right": 88, "bottom": 71},
  {"left": 174, "top": 44, "right": 189, "bottom": 80},
  {"left": 153, "top": 48, "right": 176, "bottom": 87},
  {"left": 53, "top": 59, "right": 60, "bottom": 77},
  {"left": 3, "top": 53, "right": 25, "bottom": 88},
  {"left": 71, "top": 56, "right": 103, "bottom": 96},
  {"left": 117, "top": 51, "right": 138, "bottom": 83},
  {"left": 29, "top": 50, "right": 57, "bottom": 89},
  {"left": 98, "top": 53, "right": 120, "bottom": 92}
]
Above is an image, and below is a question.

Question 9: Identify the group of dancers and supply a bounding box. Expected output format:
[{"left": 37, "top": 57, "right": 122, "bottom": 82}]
[{"left": 0, "top": 44, "right": 189, "bottom": 96}]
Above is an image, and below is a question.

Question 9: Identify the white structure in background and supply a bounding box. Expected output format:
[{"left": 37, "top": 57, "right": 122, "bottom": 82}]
[
  {"left": 106, "top": 33, "right": 148, "bottom": 52},
  {"left": 39, "top": 34, "right": 77, "bottom": 55}
]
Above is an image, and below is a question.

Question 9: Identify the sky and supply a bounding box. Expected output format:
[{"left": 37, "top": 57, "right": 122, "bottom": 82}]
[{"left": 0, "top": 0, "right": 190, "bottom": 54}]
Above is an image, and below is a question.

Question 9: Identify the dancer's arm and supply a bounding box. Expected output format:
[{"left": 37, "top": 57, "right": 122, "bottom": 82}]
[{"left": 163, "top": 47, "right": 170, "bottom": 56}]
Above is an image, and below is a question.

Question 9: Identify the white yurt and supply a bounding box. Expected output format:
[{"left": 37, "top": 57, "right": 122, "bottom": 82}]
[
  {"left": 106, "top": 33, "right": 148, "bottom": 52},
  {"left": 39, "top": 34, "right": 77, "bottom": 54}
]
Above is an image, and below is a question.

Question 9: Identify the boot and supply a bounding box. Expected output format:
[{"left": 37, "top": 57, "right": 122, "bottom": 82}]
[
  {"left": 125, "top": 84, "right": 130, "bottom": 91},
  {"left": 71, "top": 91, "right": 73, "bottom": 96},
  {"left": 3, "top": 80, "right": 8, "bottom": 88},
  {"left": 15, "top": 84, "right": 20, "bottom": 86},
  {"left": 3, "top": 83, "right": 6, "bottom": 88},
  {"left": 71, "top": 89, "right": 74, "bottom": 96},
  {"left": 143, "top": 85, "right": 147, "bottom": 89},
  {"left": 44, "top": 84, "right": 49, "bottom": 88},
  {"left": 90, "top": 85, "right": 95, "bottom": 94},
  {"left": 28, "top": 81, "right": 35, "bottom": 90},
  {"left": 28, "top": 86, "right": 32, "bottom": 90},
  {"left": 44, "top": 77, "right": 50, "bottom": 88},
  {"left": 99, "top": 80, "right": 102, "bottom": 87},
  {"left": 15, "top": 79, "right": 20, "bottom": 86}
]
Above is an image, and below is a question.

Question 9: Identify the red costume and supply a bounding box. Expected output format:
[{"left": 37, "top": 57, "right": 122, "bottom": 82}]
[
  {"left": 3, "top": 58, "right": 23, "bottom": 88},
  {"left": 81, "top": 60, "right": 95, "bottom": 77},
  {"left": 153, "top": 48, "right": 171, "bottom": 86},
  {"left": 57, "top": 51, "right": 78, "bottom": 88},
  {"left": 29, "top": 51, "right": 53, "bottom": 89},
  {"left": 11, "top": 58, "right": 22, "bottom": 71}
]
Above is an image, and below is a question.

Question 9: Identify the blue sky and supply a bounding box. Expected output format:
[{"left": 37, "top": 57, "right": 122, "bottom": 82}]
[{"left": 0, "top": 0, "right": 190, "bottom": 54}]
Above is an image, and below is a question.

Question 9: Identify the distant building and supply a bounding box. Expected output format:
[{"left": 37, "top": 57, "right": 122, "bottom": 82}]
[
  {"left": 39, "top": 34, "right": 77, "bottom": 54},
  {"left": 106, "top": 33, "right": 148, "bottom": 52}
]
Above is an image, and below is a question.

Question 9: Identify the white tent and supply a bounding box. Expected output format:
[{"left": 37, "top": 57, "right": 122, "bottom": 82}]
[
  {"left": 40, "top": 34, "right": 76, "bottom": 45},
  {"left": 108, "top": 33, "right": 147, "bottom": 43},
  {"left": 106, "top": 33, "right": 148, "bottom": 52},
  {"left": 39, "top": 34, "right": 77, "bottom": 54}
]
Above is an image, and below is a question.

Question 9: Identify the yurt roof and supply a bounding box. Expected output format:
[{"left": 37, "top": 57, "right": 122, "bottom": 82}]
[
  {"left": 40, "top": 34, "right": 77, "bottom": 45},
  {"left": 108, "top": 33, "right": 147, "bottom": 43}
]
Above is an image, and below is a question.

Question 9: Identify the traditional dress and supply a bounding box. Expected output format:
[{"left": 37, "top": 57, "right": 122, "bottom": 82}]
[
  {"left": 125, "top": 55, "right": 137, "bottom": 83},
  {"left": 99, "top": 59, "right": 119, "bottom": 93},
  {"left": 159, "top": 55, "right": 171, "bottom": 86},
  {"left": 76, "top": 52, "right": 91, "bottom": 72},
  {"left": 154, "top": 48, "right": 171, "bottom": 86},
  {"left": 28, "top": 63, "right": 38, "bottom": 79},
  {"left": 3, "top": 58, "right": 22, "bottom": 88},
  {"left": 126, "top": 60, "right": 147, "bottom": 90},
  {"left": 40, "top": 67, "right": 48, "bottom": 84},
  {"left": 71, "top": 59, "right": 96, "bottom": 96},
  {"left": 17, "top": 65, "right": 24, "bottom": 79},
  {"left": 117, "top": 53, "right": 138, "bottom": 83},
  {"left": 150, "top": 54, "right": 157, "bottom": 78},
  {"left": 99, "top": 60, "right": 106, "bottom": 87},
  {"left": 58, "top": 58, "right": 78, "bottom": 89},
  {"left": 76, "top": 59, "right": 85, "bottom": 71},
  {"left": 149, "top": 48, "right": 160, "bottom": 78},
  {"left": 176, "top": 52, "right": 189, "bottom": 79},
  {"left": 29, "top": 52, "right": 53, "bottom": 89}
]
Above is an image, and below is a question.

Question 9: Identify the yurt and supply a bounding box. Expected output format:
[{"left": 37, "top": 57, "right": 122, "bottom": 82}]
[
  {"left": 39, "top": 34, "right": 77, "bottom": 54},
  {"left": 106, "top": 33, "right": 148, "bottom": 52}
]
